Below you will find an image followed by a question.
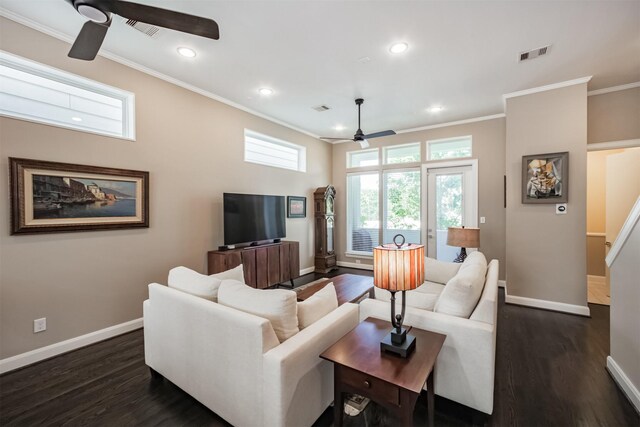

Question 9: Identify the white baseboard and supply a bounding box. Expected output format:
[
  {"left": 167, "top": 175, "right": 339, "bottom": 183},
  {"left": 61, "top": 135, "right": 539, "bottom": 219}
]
[
  {"left": 498, "top": 280, "right": 506, "bottom": 288},
  {"left": 607, "top": 356, "right": 640, "bottom": 413},
  {"left": 504, "top": 287, "right": 590, "bottom": 317},
  {"left": 337, "top": 261, "right": 374, "bottom": 271},
  {"left": 299, "top": 266, "right": 315, "bottom": 276},
  {"left": 0, "top": 318, "right": 143, "bottom": 374}
]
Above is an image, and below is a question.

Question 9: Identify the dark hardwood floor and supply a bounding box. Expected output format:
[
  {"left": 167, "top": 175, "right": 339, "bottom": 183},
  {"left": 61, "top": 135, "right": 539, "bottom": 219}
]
[{"left": 1, "top": 267, "right": 638, "bottom": 426}]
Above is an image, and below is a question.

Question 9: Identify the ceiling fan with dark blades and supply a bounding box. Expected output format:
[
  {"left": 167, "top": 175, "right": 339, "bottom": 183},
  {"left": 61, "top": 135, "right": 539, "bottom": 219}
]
[
  {"left": 64, "top": 0, "right": 220, "bottom": 61},
  {"left": 320, "top": 98, "right": 396, "bottom": 149}
]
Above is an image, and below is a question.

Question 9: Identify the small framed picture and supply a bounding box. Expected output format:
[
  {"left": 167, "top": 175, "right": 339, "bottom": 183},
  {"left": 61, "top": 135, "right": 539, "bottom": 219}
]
[
  {"left": 287, "top": 196, "right": 306, "bottom": 218},
  {"left": 10, "top": 157, "right": 149, "bottom": 234},
  {"left": 522, "top": 152, "right": 568, "bottom": 204}
]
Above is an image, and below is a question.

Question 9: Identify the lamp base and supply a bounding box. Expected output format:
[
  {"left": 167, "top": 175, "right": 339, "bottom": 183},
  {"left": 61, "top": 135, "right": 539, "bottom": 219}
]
[
  {"left": 380, "top": 332, "right": 416, "bottom": 358},
  {"left": 453, "top": 247, "right": 467, "bottom": 263}
]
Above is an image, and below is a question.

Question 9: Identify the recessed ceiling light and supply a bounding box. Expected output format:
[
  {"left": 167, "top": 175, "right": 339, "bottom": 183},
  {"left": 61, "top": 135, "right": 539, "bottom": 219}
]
[
  {"left": 71, "top": 117, "right": 82, "bottom": 122},
  {"left": 389, "top": 42, "right": 409, "bottom": 54},
  {"left": 428, "top": 106, "right": 444, "bottom": 113},
  {"left": 334, "top": 124, "right": 345, "bottom": 131},
  {"left": 177, "top": 47, "right": 196, "bottom": 58},
  {"left": 258, "top": 88, "right": 274, "bottom": 96}
]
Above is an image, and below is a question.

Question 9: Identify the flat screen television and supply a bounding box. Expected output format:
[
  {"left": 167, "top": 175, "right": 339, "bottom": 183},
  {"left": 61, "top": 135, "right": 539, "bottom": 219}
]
[{"left": 223, "top": 193, "right": 286, "bottom": 246}]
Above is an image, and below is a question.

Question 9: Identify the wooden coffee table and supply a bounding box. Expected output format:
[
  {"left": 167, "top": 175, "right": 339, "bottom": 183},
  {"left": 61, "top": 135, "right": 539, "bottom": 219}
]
[
  {"left": 320, "top": 317, "right": 446, "bottom": 427},
  {"left": 296, "top": 274, "right": 374, "bottom": 305}
]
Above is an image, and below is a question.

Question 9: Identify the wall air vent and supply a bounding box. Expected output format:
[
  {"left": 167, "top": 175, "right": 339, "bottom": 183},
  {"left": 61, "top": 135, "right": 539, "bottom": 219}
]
[
  {"left": 313, "top": 105, "right": 330, "bottom": 112},
  {"left": 519, "top": 45, "right": 551, "bottom": 62},
  {"left": 123, "top": 18, "right": 161, "bottom": 38}
]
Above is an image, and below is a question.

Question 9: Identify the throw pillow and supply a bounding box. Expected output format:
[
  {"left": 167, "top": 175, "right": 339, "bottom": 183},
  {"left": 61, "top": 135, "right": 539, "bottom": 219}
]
[
  {"left": 424, "top": 257, "right": 462, "bottom": 285},
  {"left": 297, "top": 283, "right": 338, "bottom": 329},
  {"left": 434, "top": 262, "right": 487, "bottom": 318},
  {"left": 218, "top": 279, "right": 299, "bottom": 342},
  {"left": 168, "top": 264, "right": 245, "bottom": 302}
]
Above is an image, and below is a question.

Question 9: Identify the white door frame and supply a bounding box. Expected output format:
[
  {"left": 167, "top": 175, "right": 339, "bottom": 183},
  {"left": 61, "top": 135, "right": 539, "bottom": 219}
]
[{"left": 421, "top": 159, "right": 479, "bottom": 256}]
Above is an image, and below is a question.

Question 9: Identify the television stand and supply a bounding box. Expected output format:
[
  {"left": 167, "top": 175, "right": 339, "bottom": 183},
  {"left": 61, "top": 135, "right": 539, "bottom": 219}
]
[{"left": 208, "top": 241, "right": 300, "bottom": 289}]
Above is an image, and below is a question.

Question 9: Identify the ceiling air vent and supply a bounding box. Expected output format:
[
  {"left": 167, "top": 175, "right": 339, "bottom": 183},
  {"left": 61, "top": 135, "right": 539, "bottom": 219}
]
[
  {"left": 313, "top": 105, "right": 330, "bottom": 112},
  {"left": 123, "top": 18, "right": 161, "bottom": 38},
  {"left": 519, "top": 45, "right": 551, "bottom": 62}
]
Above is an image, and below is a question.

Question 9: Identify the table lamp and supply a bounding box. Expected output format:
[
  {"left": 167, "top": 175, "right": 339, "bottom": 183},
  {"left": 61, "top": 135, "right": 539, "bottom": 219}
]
[
  {"left": 373, "top": 234, "right": 424, "bottom": 358},
  {"left": 446, "top": 226, "right": 480, "bottom": 263}
]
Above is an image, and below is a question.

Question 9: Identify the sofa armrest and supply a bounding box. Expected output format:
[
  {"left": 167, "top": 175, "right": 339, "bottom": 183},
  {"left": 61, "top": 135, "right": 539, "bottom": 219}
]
[
  {"left": 359, "top": 298, "right": 496, "bottom": 414},
  {"left": 144, "top": 283, "right": 280, "bottom": 427},
  {"left": 263, "top": 303, "right": 359, "bottom": 427}
]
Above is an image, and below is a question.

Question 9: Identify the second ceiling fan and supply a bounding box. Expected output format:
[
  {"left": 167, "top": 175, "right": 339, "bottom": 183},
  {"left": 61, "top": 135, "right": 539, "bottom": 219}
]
[{"left": 321, "top": 98, "right": 396, "bottom": 148}]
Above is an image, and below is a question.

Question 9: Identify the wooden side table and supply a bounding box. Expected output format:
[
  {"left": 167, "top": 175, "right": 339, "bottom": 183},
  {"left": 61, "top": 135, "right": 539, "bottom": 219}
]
[{"left": 320, "top": 317, "right": 446, "bottom": 427}]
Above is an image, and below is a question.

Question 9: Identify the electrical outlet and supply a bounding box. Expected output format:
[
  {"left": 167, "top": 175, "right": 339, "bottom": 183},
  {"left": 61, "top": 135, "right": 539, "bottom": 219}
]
[
  {"left": 556, "top": 203, "right": 567, "bottom": 215},
  {"left": 480, "top": 217, "right": 486, "bottom": 224},
  {"left": 355, "top": 259, "right": 361, "bottom": 264},
  {"left": 34, "top": 318, "right": 46, "bottom": 333}
]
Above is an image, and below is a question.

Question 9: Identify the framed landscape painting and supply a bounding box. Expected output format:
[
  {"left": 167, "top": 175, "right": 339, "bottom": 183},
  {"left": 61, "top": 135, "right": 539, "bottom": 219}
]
[
  {"left": 522, "top": 152, "right": 568, "bottom": 204},
  {"left": 287, "top": 196, "right": 306, "bottom": 218},
  {"left": 10, "top": 158, "right": 149, "bottom": 234}
]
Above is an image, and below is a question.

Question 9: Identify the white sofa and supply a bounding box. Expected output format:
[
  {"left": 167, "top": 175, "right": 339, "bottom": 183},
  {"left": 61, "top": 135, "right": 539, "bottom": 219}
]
[
  {"left": 359, "top": 253, "right": 499, "bottom": 415},
  {"left": 144, "top": 282, "right": 359, "bottom": 427}
]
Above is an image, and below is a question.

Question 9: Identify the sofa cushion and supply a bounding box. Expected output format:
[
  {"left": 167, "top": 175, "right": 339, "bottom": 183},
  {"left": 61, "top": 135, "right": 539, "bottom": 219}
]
[
  {"left": 458, "top": 251, "right": 487, "bottom": 273},
  {"left": 424, "top": 257, "right": 462, "bottom": 285},
  {"left": 414, "top": 280, "right": 446, "bottom": 296},
  {"left": 218, "top": 279, "right": 299, "bottom": 342},
  {"left": 374, "top": 287, "right": 440, "bottom": 311},
  {"left": 434, "top": 261, "right": 487, "bottom": 318},
  {"left": 168, "top": 265, "right": 245, "bottom": 302},
  {"left": 297, "top": 283, "right": 338, "bottom": 329}
]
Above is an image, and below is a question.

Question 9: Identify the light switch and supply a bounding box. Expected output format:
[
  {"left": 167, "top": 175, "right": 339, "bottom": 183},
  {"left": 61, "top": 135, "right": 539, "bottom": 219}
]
[{"left": 480, "top": 217, "right": 486, "bottom": 224}]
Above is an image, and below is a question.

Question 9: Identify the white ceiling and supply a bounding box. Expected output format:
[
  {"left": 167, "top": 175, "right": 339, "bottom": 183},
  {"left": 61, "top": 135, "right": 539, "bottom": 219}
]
[{"left": 1, "top": 0, "right": 639, "bottom": 138}]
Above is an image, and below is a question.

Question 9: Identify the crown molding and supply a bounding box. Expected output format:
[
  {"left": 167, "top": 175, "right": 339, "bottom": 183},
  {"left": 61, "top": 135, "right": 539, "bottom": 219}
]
[
  {"left": 503, "top": 76, "right": 592, "bottom": 101},
  {"left": 0, "top": 8, "right": 321, "bottom": 140},
  {"left": 395, "top": 113, "right": 506, "bottom": 135},
  {"left": 588, "top": 81, "right": 640, "bottom": 97}
]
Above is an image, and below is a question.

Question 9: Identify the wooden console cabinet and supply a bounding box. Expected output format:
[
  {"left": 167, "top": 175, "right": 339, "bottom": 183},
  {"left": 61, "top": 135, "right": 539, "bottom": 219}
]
[{"left": 207, "top": 241, "right": 300, "bottom": 288}]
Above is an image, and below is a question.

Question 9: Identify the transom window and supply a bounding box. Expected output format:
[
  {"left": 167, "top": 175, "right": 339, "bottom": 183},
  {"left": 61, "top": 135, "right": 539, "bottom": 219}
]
[
  {"left": 427, "top": 136, "right": 472, "bottom": 160},
  {"left": 383, "top": 142, "right": 420, "bottom": 164},
  {"left": 0, "top": 50, "right": 135, "bottom": 140},
  {"left": 244, "top": 129, "right": 306, "bottom": 172},
  {"left": 347, "top": 148, "right": 379, "bottom": 168}
]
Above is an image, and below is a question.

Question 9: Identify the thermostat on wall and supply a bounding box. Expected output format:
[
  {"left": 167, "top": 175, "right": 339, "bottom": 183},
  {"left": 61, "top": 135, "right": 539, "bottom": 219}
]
[{"left": 556, "top": 203, "right": 567, "bottom": 215}]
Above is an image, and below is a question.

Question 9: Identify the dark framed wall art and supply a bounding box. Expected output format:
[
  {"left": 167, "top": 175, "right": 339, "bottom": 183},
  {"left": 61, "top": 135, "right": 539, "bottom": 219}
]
[
  {"left": 287, "top": 196, "right": 306, "bottom": 218},
  {"left": 522, "top": 151, "right": 569, "bottom": 204},
  {"left": 10, "top": 157, "right": 149, "bottom": 234}
]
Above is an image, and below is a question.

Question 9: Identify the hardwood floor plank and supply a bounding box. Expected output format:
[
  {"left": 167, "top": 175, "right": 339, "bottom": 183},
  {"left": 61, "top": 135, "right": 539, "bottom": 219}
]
[{"left": 0, "top": 267, "right": 637, "bottom": 427}]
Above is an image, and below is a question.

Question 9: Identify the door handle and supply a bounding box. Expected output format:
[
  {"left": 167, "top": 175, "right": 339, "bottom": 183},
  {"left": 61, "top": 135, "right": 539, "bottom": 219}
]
[{"left": 605, "top": 241, "right": 612, "bottom": 247}]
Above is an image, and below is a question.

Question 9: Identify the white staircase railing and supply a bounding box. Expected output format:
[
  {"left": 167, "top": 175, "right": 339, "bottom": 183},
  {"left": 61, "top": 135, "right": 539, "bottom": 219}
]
[{"left": 606, "top": 196, "right": 640, "bottom": 267}]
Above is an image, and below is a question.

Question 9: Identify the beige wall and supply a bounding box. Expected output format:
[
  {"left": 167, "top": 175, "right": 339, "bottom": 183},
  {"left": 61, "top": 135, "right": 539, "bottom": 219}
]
[
  {"left": 331, "top": 118, "right": 506, "bottom": 279},
  {"left": 588, "top": 87, "right": 640, "bottom": 144},
  {"left": 505, "top": 83, "right": 588, "bottom": 307},
  {"left": 0, "top": 19, "right": 332, "bottom": 359}
]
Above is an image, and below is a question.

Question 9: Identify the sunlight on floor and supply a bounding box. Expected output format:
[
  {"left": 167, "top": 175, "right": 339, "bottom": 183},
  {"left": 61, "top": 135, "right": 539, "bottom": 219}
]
[{"left": 587, "top": 275, "right": 609, "bottom": 305}]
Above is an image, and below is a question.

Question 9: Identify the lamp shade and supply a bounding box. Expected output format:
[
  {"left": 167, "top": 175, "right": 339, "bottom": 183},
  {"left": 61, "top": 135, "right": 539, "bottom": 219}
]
[
  {"left": 373, "top": 243, "right": 424, "bottom": 291},
  {"left": 447, "top": 226, "right": 480, "bottom": 248}
]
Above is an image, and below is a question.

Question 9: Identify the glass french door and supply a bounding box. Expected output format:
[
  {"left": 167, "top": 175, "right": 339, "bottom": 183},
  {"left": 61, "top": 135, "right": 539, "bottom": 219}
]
[{"left": 425, "top": 164, "right": 477, "bottom": 261}]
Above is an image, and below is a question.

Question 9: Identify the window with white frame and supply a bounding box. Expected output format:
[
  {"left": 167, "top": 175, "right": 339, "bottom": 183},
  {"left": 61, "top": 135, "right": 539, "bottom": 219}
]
[
  {"left": 383, "top": 169, "right": 421, "bottom": 245},
  {"left": 347, "top": 148, "right": 379, "bottom": 168},
  {"left": 383, "top": 142, "right": 420, "bottom": 164},
  {"left": 0, "top": 50, "right": 135, "bottom": 139},
  {"left": 244, "top": 129, "right": 306, "bottom": 172},
  {"left": 346, "top": 172, "right": 380, "bottom": 254},
  {"left": 427, "top": 136, "right": 472, "bottom": 160}
]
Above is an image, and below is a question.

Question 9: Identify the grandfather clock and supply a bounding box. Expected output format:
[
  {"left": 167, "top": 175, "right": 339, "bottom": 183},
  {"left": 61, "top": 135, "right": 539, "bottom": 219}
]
[{"left": 314, "top": 185, "right": 337, "bottom": 274}]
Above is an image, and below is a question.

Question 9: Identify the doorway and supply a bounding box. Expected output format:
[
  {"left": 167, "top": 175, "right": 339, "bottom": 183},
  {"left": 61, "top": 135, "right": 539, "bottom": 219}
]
[
  {"left": 586, "top": 147, "right": 640, "bottom": 305},
  {"left": 422, "top": 160, "right": 478, "bottom": 261}
]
